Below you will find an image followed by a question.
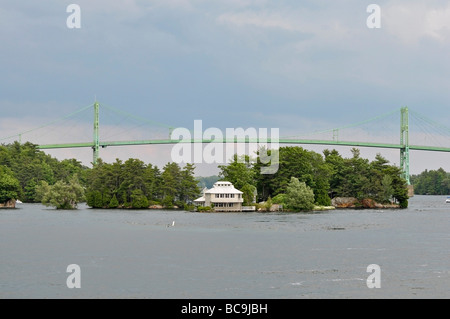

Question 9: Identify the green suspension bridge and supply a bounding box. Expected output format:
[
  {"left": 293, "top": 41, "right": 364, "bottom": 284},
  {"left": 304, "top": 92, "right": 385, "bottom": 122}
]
[{"left": 2, "top": 102, "right": 450, "bottom": 186}]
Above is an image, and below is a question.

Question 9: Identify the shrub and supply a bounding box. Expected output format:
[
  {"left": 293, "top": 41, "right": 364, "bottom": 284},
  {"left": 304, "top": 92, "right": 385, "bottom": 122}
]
[
  {"left": 108, "top": 194, "right": 119, "bottom": 208},
  {"left": 285, "top": 177, "right": 315, "bottom": 211},
  {"left": 130, "top": 189, "right": 149, "bottom": 209}
]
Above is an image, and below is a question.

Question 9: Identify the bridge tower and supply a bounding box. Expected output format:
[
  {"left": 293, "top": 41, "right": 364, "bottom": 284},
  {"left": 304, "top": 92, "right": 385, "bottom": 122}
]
[
  {"left": 93, "top": 101, "right": 100, "bottom": 165},
  {"left": 400, "top": 106, "right": 410, "bottom": 185}
]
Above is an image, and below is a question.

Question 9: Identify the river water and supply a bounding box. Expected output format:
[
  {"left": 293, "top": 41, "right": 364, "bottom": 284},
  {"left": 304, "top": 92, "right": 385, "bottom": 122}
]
[{"left": 0, "top": 195, "right": 448, "bottom": 299}]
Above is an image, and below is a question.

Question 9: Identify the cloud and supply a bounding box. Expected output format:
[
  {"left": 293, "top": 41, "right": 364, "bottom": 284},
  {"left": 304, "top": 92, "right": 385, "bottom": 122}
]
[
  {"left": 1, "top": 0, "right": 450, "bottom": 175},
  {"left": 384, "top": 2, "right": 450, "bottom": 44},
  {"left": 216, "top": 8, "right": 353, "bottom": 43}
]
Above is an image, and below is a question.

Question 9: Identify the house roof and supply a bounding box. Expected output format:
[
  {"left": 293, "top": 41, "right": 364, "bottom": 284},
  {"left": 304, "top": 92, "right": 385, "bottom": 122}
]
[
  {"left": 204, "top": 181, "right": 243, "bottom": 194},
  {"left": 194, "top": 196, "right": 205, "bottom": 202}
]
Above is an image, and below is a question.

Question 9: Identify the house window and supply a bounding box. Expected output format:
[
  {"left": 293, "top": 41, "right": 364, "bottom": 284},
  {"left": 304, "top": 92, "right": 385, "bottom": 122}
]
[{"left": 231, "top": 194, "right": 234, "bottom": 198}]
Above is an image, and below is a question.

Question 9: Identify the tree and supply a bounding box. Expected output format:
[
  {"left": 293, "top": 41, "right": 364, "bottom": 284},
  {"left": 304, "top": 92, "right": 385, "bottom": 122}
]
[
  {"left": 323, "top": 149, "right": 345, "bottom": 198},
  {"left": 412, "top": 168, "right": 450, "bottom": 195},
  {"left": 34, "top": 180, "right": 51, "bottom": 203},
  {"left": 254, "top": 147, "right": 331, "bottom": 205},
  {"left": 179, "top": 163, "right": 200, "bottom": 203},
  {"left": 161, "top": 162, "right": 182, "bottom": 205},
  {"left": 0, "top": 142, "right": 88, "bottom": 202},
  {"left": 196, "top": 175, "right": 220, "bottom": 189},
  {"left": 86, "top": 190, "right": 104, "bottom": 208},
  {"left": 144, "top": 164, "right": 162, "bottom": 201},
  {"left": 383, "top": 166, "right": 408, "bottom": 208},
  {"left": 218, "top": 154, "right": 255, "bottom": 190},
  {"left": 336, "top": 148, "right": 371, "bottom": 199},
  {"left": 108, "top": 194, "right": 119, "bottom": 208},
  {"left": 130, "top": 189, "right": 149, "bottom": 209},
  {"left": 264, "top": 196, "right": 273, "bottom": 211},
  {"left": 253, "top": 148, "right": 279, "bottom": 201},
  {"left": 241, "top": 183, "right": 256, "bottom": 205},
  {"left": 285, "top": 177, "right": 315, "bottom": 211},
  {"left": 272, "top": 193, "right": 287, "bottom": 205},
  {"left": 37, "top": 175, "right": 85, "bottom": 209},
  {"left": 0, "top": 165, "right": 21, "bottom": 203},
  {"left": 119, "top": 158, "right": 148, "bottom": 204},
  {"left": 380, "top": 174, "right": 394, "bottom": 203}
]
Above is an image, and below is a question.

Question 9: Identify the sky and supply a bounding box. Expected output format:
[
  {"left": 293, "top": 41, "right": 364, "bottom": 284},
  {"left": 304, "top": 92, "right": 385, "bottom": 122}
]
[{"left": 1, "top": 0, "right": 450, "bottom": 176}]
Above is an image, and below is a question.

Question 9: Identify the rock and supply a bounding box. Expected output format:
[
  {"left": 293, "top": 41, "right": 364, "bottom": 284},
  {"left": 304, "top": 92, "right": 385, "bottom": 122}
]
[
  {"left": 332, "top": 197, "right": 400, "bottom": 209},
  {"left": 313, "top": 205, "right": 336, "bottom": 211},
  {"left": 270, "top": 204, "right": 282, "bottom": 212},
  {"left": 0, "top": 199, "right": 16, "bottom": 209},
  {"left": 331, "top": 197, "right": 358, "bottom": 208},
  {"left": 361, "top": 198, "right": 376, "bottom": 208},
  {"left": 149, "top": 204, "right": 163, "bottom": 209}
]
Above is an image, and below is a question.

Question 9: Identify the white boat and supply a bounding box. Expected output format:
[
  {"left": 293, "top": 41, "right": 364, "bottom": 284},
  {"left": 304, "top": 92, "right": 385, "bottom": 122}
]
[
  {"left": 446, "top": 197, "right": 450, "bottom": 203},
  {"left": 16, "top": 199, "right": 23, "bottom": 204}
]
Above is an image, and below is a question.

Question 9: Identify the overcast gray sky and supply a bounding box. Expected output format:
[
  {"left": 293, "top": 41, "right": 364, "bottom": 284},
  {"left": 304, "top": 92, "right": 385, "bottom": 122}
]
[{"left": 1, "top": 0, "right": 449, "bottom": 175}]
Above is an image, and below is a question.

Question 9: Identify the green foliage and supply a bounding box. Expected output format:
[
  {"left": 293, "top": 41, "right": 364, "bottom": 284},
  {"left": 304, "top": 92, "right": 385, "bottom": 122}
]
[
  {"left": 0, "top": 142, "right": 88, "bottom": 202},
  {"left": 263, "top": 196, "right": 273, "bottom": 211},
  {"left": 271, "top": 193, "right": 287, "bottom": 205},
  {"left": 37, "top": 175, "right": 85, "bottom": 209},
  {"left": 411, "top": 168, "right": 450, "bottom": 195},
  {"left": 34, "top": 180, "right": 50, "bottom": 203},
  {"left": 285, "top": 177, "right": 315, "bottom": 211},
  {"left": 218, "top": 155, "right": 255, "bottom": 190},
  {"left": 86, "top": 190, "right": 103, "bottom": 208},
  {"left": 183, "top": 203, "right": 195, "bottom": 211},
  {"left": 324, "top": 149, "right": 408, "bottom": 207},
  {"left": 253, "top": 147, "right": 409, "bottom": 209},
  {"left": 162, "top": 195, "right": 174, "bottom": 208},
  {"left": 179, "top": 163, "right": 201, "bottom": 203},
  {"left": 108, "top": 194, "right": 119, "bottom": 208},
  {"left": 254, "top": 147, "right": 331, "bottom": 205},
  {"left": 196, "top": 175, "right": 220, "bottom": 189},
  {"left": 148, "top": 200, "right": 161, "bottom": 206},
  {"left": 161, "top": 162, "right": 181, "bottom": 200},
  {"left": 0, "top": 141, "right": 414, "bottom": 212},
  {"left": 241, "top": 183, "right": 256, "bottom": 205},
  {"left": 333, "top": 148, "right": 370, "bottom": 199},
  {"left": 380, "top": 175, "right": 394, "bottom": 203},
  {"left": 84, "top": 159, "right": 199, "bottom": 209},
  {"left": 0, "top": 165, "right": 21, "bottom": 203},
  {"left": 197, "top": 206, "right": 212, "bottom": 212},
  {"left": 130, "top": 189, "right": 149, "bottom": 209}
]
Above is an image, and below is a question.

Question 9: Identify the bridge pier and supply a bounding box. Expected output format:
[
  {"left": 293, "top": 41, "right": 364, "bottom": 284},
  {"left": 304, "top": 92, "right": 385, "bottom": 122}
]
[
  {"left": 400, "top": 107, "right": 411, "bottom": 185},
  {"left": 407, "top": 185, "right": 414, "bottom": 197},
  {"left": 93, "top": 101, "right": 100, "bottom": 165}
]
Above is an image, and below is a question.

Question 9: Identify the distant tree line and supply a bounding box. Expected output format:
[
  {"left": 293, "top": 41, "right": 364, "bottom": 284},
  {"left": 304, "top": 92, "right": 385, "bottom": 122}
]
[
  {"left": 196, "top": 175, "right": 220, "bottom": 190},
  {"left": 0, "top": 143, "right": 411, "bottom": 210},
  {"left": 411, "top": 168, "right": 450, "bottom": 195}
]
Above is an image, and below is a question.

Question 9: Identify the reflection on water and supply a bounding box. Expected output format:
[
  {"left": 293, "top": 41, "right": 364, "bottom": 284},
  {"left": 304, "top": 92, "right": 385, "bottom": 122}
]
[{"left": 0, "top": 195, "right": 449, "bottom": 298}]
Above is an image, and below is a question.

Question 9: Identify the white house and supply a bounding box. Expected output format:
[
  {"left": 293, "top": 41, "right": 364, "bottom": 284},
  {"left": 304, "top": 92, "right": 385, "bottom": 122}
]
[{"left": 194, "top": 181, "right": 244, "bottom": 212}]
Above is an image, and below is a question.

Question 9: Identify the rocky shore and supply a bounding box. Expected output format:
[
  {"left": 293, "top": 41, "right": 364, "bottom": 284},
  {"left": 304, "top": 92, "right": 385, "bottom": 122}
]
[
  {"left": 0, "top": 199, "right": 16, "bottom": 209},
  {"left": 331, "top": 197, "right": 400, "bottom": 209}
]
